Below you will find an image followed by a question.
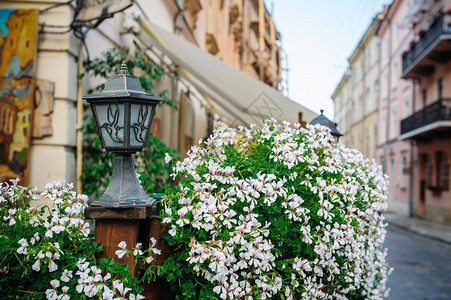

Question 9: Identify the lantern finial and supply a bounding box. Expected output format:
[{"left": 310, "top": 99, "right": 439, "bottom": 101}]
[{"left": 120, "top": 61, "right": 129, "bottom": 75}]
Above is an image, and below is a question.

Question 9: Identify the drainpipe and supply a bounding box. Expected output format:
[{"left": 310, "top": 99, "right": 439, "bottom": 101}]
[
  {"left": 384, "top": 18, "right": 392, "bottom": 175},
  {"left": 258, "top": 0, "right": 265, "bottom": 82},
  {"left": 76, "top": 41, "right": 83, "bottom": 194},
  {"left": 408, "top": 78, "right": 419, "bottom": 217}
]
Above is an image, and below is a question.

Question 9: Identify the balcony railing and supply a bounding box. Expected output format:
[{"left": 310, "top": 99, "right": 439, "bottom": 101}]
[
  {"left": 401, "top": 98, "right": 451, "bottom": 135},
  {"left": 402, "top": 11, "right": 451, "bottom": 76}
]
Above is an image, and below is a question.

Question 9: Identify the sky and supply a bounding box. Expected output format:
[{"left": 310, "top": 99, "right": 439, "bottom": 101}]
[{"left": 272, "top": 0, "right": 392, "bottom": 121}]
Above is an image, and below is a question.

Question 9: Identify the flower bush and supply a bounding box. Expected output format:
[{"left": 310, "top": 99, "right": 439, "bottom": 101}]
[
  {"left": 0, "top": 179, "right": 145, "bottom": 299},
  {"left": 160, "top": 119, "right": 391, "bottom": 299}
]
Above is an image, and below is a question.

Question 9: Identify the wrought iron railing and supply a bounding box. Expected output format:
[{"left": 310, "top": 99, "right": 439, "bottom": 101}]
[
  {"left": 401, "top": 98, "right": 451, "bottom": 135},
  {"left": 402, "top": 11, "right": 450, "bottom": 74}
]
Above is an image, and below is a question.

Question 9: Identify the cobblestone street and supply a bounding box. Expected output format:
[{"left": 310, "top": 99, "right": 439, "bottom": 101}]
[{"left": 385, "top": 225, "right": 451, "bottom": 300}]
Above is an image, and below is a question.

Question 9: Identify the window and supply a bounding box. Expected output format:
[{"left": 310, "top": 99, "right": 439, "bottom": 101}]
[
  {"left": 376, "top": 38, "right": 381, "bottom": 61},
  {"left": 390, "top": 98, "right": 397, "bottom": 139},
  {"left": 422, "top": 89, "right": 427, "bottom": 107},
  {"left": 383, "top": 74, "right": 389, "bottom": 98},
  {"left": 392, "top": 62, "right": 398, "bottom": 89},
  {"left": 358, "top": 135, "right": 363, "bottom": 152},
  {"left": 360, "top": 95, "right": 364, "bottom": 119},
  {"left": 375, "top": 81, "right": 380, "bottom": 106},
  {"left": 379, "top": 155, "right": 386, "bottom": 173},
  {"left": 374, "top": 125, "right": 378, "bottom": 149},
  {"left": 401, "top": 150, "right": 408, "bottom": 189},
  {"left": 366, "top": 88, "right": 371, "bottom": 114},
  {"left": 381, "top": 107, "right": 387, "bottom": 144},
  {"left": 436, "top": 151, "right": 449, "bottom": 190},
  {"left": 438, "top": 77, "right": 443, "bottom": 99},
  {"left": 392, "top": 21, "right": 398, "bottom": 51},
  {"left": 403, "top": 87, "right": 410, "bottom": 118}
]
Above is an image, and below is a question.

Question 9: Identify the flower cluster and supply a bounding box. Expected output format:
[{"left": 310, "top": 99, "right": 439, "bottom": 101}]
[
  {"left": 0, "top": 179, "right": 143, "bottom": 299},
  {"left": 161, "top": 119, "right": 391, "bottom": 299}
]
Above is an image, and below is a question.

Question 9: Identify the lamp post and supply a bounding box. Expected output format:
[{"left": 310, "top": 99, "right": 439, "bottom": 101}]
[
  {"left": 83, "top": 62, "right": 163, "bottom": 279},
  {"left": 83, "top": 61, "right": 162, "bottom": 207},
  {"left": 310, "top": 109, "right": 343, "bottom": 143}
]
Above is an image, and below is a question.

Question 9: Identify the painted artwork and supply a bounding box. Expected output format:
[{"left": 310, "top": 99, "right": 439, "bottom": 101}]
[{"left": 0, "top": 9, "right": 38, "bottom": 185}]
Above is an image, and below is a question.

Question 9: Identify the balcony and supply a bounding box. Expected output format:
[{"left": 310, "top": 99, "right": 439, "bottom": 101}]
[
  {"left": 400, "top": 98, "right": 451, "bottom": 140},
  {"left": 402, "top": 11, "right": 451, "bottom": 78}
]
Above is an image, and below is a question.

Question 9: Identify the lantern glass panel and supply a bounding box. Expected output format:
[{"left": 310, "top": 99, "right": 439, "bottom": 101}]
[
  {"left": 129, "top": 103, "right": 153, "bottom": 147},
  {"left": 94, "top": 103, "right": 125, "bottom": 148}
]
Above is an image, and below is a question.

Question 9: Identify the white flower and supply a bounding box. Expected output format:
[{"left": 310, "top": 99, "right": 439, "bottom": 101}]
[
  {"left": 164, "top": 152, "right": 172, "bottom": 163},
  {"left": 17, "top": 238, "right": 28, "bottom": 255},
  {"left": 115, "top": 241, "right": 127, "bottom": 259},
  {"left": 113, "top": 280, "right": 131, "bottom": 299},
  {"left": 168, "top": 225, "right": 177, "bottom": 236},
  {"left": 45, "top": 279, "right": 60, "bottom": 300},
  {"left": 60, "top": 269, "right": 73, "bottom": 282},
  {"left": 58, "top": 286, "right": 70, "bottom": 300},
  {"left": 129, "top": 294, "right": 145, "bottom": 300},
  {"left": 30, "top": 232, "right": 40, "bottom": 245},
  {"left": 133, "top": 243, "right": 143, "bottom": 256},
  {"left": 32, "top": 251, "right": 45, "bottom": 272}
]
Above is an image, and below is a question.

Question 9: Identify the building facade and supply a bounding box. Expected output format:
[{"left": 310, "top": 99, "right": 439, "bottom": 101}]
[
  {"left": 333, "top": 0, "right": 451, "bottom": 224},
  {"left": 377, "top": 0, "right": 415, "bottom": 216},
  {"left": 400, "top": 0, "right": 451, "bottom": 223},
  {"left": 332, "top": 11, "right": 385, "bottom": 160},
  {"left": 0, "top": 0, "right": 315, "bottom": 193}
]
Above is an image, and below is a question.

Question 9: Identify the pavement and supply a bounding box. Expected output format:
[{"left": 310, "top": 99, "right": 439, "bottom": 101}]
[{"left": 384, "top": 212, "right": 451, "bottom": 245}]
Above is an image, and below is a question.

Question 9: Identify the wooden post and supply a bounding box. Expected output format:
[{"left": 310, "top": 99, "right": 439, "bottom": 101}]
[
  {"left": 84, "top": 206, "right": 153, "bottom": 276},
  {"left": 85, "top": 205, "right": 173, "bottom": 298}
]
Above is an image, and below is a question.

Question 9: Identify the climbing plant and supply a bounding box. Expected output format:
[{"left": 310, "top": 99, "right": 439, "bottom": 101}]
[{"left": 80, "top": 47, "right": 179, "bottom": 199}]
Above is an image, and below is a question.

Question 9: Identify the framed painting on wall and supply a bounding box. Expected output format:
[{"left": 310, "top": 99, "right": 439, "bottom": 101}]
[{"left": 0, "top": 9, "right": 38, "bottom": 185}]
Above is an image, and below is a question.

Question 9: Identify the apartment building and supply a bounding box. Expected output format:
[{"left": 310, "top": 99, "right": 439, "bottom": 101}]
[
  {"left": 377, "top": 0, "right": 415, "bottom": 215},
  {"left": 0, "top": 0, "right": 316, "bottom": 191},
  {"left": 400, "top": 0, "right": 451, "bottom": 223},
  {"left": 332, "top": 10, "right": 385, "bottom": 159}
]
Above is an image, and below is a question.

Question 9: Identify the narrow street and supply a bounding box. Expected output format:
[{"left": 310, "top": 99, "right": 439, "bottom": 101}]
[{"left": 385, "top": 225, "right": 451, "bottom": 300}]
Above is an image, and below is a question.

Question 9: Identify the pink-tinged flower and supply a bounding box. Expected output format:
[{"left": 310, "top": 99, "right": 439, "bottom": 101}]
[
  {"left": 102, "top": 287, "right": 114, "bottom": 300},
  {"left": 113, "top": 280, "right": 131, "bottom": 299},
  {"left": 115, "top": 241, "right": 127, "bottom": 259},
  {"left": 164, "top": 152, "right": 172, "bottom": 163},
  {"left": 168, "top": 225, "right": 177, "bottom": 236},
  {"left": 32, "top": 251, "right": 45, "bottom": 272},
  {"left": 129, "top": 294, "right": 145, "bottom": 300},
  {"left": 10, "top": 177, "right": 20, "bottom": 186},
  {"left": 30, "top": 232, "right": 40, "bottom": 245},
  {"left": 133, "top": 243, "right": 143, "bottom": 256},
  {"left": 76, "top": 194, "right": 89, "bottom": 205},
  {"left": 59, "top": 286, "right": 70, "bottom": 300},
  {"left": 146, "top": 237, "right": 161, "bottom": 264},
  {"left": 17, "top": 238, "right": 28, "bottom": 255},
  {"left": 45, "top": 279, "right": 60, "bottom": 300},
  {"left": 60, "top": 269, "right": 73, "bottom": 282},
  {"left": 46, "top": 251, "right": 60, "bottom": 272}
]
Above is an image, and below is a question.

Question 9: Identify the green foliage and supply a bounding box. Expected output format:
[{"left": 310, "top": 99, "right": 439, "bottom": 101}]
[
  {"left": 81, "top": 47, "right": 179, "bottom": 198},
  {"left": 0, "top": 179, "right": 143, "bottom": 298}
]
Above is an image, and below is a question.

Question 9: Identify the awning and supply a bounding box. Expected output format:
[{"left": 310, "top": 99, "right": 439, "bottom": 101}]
[{"left": 133, "top": 13, "right": 317, "bottom": 127}]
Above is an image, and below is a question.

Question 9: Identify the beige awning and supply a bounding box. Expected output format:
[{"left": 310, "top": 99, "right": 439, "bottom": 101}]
[{"left": 133, "top": 14, "right": 317, "bottom": 126}]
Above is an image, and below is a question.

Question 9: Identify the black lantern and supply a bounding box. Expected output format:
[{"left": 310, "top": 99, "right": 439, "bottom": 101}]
[
  {"left": 310, "top": 109, "right": 343, "bottom": 143},
  {"left": 84, "top": 61, "right": 162, "bottom": 207}
]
